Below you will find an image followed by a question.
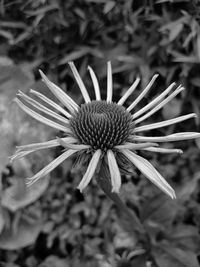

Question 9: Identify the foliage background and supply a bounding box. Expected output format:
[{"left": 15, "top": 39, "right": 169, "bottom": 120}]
[{"left": 0, "top": 0, "right": 200, "bottom": 266}]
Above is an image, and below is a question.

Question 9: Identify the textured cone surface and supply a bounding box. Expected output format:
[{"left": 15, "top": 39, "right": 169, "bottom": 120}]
[{"left": 70, "top": 100, "right": 132, "bottom": 151}]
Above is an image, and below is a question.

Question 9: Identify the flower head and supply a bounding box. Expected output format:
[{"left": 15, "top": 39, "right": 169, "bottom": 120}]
[{"left": 12, "top": 62, "right": 200, "bottom": 199}]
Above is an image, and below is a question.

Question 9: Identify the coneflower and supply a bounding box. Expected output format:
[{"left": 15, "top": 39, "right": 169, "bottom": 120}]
[{"left": 11, "top": 62, "right": 200, "bottom": 199}]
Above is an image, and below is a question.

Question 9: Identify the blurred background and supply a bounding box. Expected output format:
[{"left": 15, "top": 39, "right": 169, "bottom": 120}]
[{"left": 0, "top": 0, "right": 200, "bottom": 266}]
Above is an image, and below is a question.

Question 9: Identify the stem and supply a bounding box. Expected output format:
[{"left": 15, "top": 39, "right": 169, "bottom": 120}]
[{"left": 96, "top": 172, "right": 146, "bottom": 236}]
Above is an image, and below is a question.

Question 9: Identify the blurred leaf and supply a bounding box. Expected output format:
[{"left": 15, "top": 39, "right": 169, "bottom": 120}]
[
  {"left": 162, "top": 98, "right": 182, "bottom": 120},
  {"left": 0, "top": 215, "right": 41, "bottom": 250},
  {"left": 38, "top": 256, "right": 69, "bottom": 267},
  {"left": 0, "top": 207, "right": 5, "bottom": 234},
  {"left": 2, "top": 176, "right": 49, "bottom": 212},
  {"left": 153, "top": 244, "right": 199, "bottom": 267}
]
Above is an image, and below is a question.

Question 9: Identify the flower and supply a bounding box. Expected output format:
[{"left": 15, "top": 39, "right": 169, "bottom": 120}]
[{"left": 12, "top": 61, "right": 200, "bottom": 199}]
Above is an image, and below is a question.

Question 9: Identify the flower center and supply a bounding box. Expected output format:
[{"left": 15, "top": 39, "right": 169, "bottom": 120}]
[{"left": 70, "top": 100, "right": 132, "bottom": 151}]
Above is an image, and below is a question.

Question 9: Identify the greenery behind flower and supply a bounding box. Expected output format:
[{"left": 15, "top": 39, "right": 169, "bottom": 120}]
[{"left": 0, "top": 0, "right": 200, "bottom": 266}]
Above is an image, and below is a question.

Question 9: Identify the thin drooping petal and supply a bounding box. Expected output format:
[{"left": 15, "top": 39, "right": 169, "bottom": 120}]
[
  {"left": 133, "top": 132, "right": 200, "bottom": 142},
  {"left": 57, "top": 137, "right": 90, "bottom": 150},
  {"left": 17, "top": 90, "right": 69, "bottom": 124},
  {"left": 115, "top": 142, "right": 158, "bottom": 150},
  {"left": 14, "top": 98, "right": 70, "bottom": 132},
  {"left": 118, "top": 77, "right": 140, "bottom": 105},
  {"left": 16, "top": 137, "right": 77, "bottom": 152},
  {"left": 10, "top": 150, "right": 34, "bottom": 162},
  {"left": 88, "top": 66, "right": 101, "bottom": 100},
  {"left": 121, "top": 149, "right": 176, "bottom": 199},
  {"left": 39, "top": 70, "right": 78, "bottom": 112},
  {"left": 68, "top": 61, "right": 91, "bottom": 103},
  {"left": 132, "top": 82, "right": 176, "bottom": 119},
  {"left": 30, "top": 89, "right": 71, "bottom": 118},
  {"left": 134, "top": 113, "right": 197, "bottom": 133},
  {"left": 77, "top": 149, "right": 101, "bottom": 192},
  {"left": 134, "top": 86, "right": 184, "bottom": 124},
  {"left": 26, "top": 149, "right": 77, "bottom": 186},
  {"left": 127, "top": 74, "right": 159, "bottom": 112},
  {"left": 107, "top": 150, "right": 121, "bottom": 193},
  {"left": 106, "top": 61, "right": 113, "bottom": 102},
  {"left": 141, "top": 147, "right": 183, "bottom": 154}
]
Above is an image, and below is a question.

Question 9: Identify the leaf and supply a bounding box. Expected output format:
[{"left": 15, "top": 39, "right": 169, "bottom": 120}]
[
  {"left": 2, "top": 176, "right": 49, "bottom": 212},
  {"left": 0, "top": 215, "right": 41, "bottom": 250},
  {"left": 38, "top": 256, "right": 69, "bottom": 267},
  {"left": 153, "top": 244, "right": 199, "bottom": 267}
]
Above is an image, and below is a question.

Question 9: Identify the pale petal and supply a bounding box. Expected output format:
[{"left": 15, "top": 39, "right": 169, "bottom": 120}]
[
  {"left": 121, "top": 149, "right": 176, "bottom": 199},
  {"left": 132, "top": 82, "right": 176, "bottom": 119},
  {"left": 68, "top": 62, "right": 91, "bottom": 103},
  {"left": 88, "top": 66, "right": 101, "bottom": 100},
  {"left": 30, "top": 89, "right": 71, "bottom": 118},
  {"left": 106, "top": 61, "right": 113, "bottom": 102},
  {"left": 127, "top": 74, "right": 159, "bottom": 112},
  {"left": 77, "top": 149, "right": 101, "bottom": 192},
  {"left": 57, "top": 137, "right": 90, "bottom": 150},
  {"left": 14, "top": 98, "right": 70, "bottom": 132},
  {"left": 134, "top": 86, "right": 184, "bottom": 124},
  {"left": 16, "top": 136, "right": 77, "bottom": 152},
  {"left": 107, "top": 150, "right": 121, "bottom": 193},
  {"left": 115, "top": 142, "right": 158, "bottom": 150},
  {"left": 39, "top": 70, "right": 78, "bottom": 112},
  {"left": 10, "top": 150, "right": 34, "bottom": 162},
  {"left": 134, "top": 113, "right": 197, "bottom": 133},
  {"left": 17, "top": 90, "right": 69, "bottom": 124},
  {"left": 141, "top": 147, "right": 183, "bottom": 154},
  {"left": 133, "top": 132, "right": 200, "bottom": 142},
  {"left": 26, "top": 149, "right": 77, "bottom": 186},
  {"left": 118, "top": 77, "right": 140, "bottom": 105}
]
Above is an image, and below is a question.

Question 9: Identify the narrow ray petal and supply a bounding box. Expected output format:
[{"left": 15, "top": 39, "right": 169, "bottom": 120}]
[
  {"left": 10, "top": 150, "right": 34, "bottom": 162},
  {"left": 141, "top": 147, "right": 183, "bottom": 154},
  {"left": 107, "top": 150, "right": 121, "bottom": 193},
  {"left": 16, "top": 137, "right": 76, "bottom": 152},
  {"left": 121, "top": 149, "right": 176, "bottom": 199},
  {"left": 57, "top": 137, "right": 90, "bottom": 150},
  {"left": 77, "top": 149, "right": 101, "bottom": 192},
  {"left": 134, "top": 113, "right": 197, "bottom": 133},
  {"left": 132, "top": 82, "right": 176, "bottom": 119},
  {"left": 68, "top": 62, "right": 91, "bottom": 103},
  {"left": 115, "top": 142, "right": 158, "bottom": 150},
  {"left": 14, "top": 98, "right": 70, "bottom": 132},
  {"left": 118, "top": 77, "right": 140, "bottom": 105},
  {"left": 133, "top": 132, "right": 200, "bottom": 142},
  {"left": 134, "top": 86, "right": 184, "bottom": 124},
  {"left": 17, "top": 90, "right": 69, "bottom": 124},
  {"left": 88, "top": 66, "right": 101, "bottom": 100},
  {"left": 26, "top": 149, "right": 77, "bottom": 186},
  {"left": 106, "top": 61, "right": 113, "bottom": 102},
  {"left": 127, "top": 74, "right": 159, "bottom": 112},
  {"left": 39, "top": 70, "right": 78, "bottom": 112},
  {"left": 30, "top": 89, "right": 71, "bottom": 118}
]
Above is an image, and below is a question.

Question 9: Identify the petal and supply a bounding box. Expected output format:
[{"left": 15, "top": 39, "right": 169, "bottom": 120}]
[
  {"left": 14, "top": 98, "right": 70, "bottom": 133},
  {"left": 132, "top": 82, "right": 176, "bottom": 119},
  {"left": 107, "top": 150, "right": 121, "bottom": 193},
  {"left": 26, "top": 149, "right": 77, "bottom": 186},
  {"left": 118, "top": 77, "right": 140, "bottom": 105},
  {"left": 142, "top": 147, "right": 183, "bottom": 154},
  {"left": 106, "top": 61, "right": 113, "bottom": 102},
  {"left": 39, "top": 70, "right": 78, "bottom": 112},
  {"left": 134, "top": 86, "right": 184, "bottom": 124},
  {"left": 127, "top": 74, "right": 159, "bottom": 112},
  {"left": 77, "top": 149, "right": 101, "bottom": 192},
  {"left": 115, "top": 142, "right": 158, "bottom": 150},
  {"left": 57, "top": 137, "right": 90, "bottom": 150},
  {"left": 17, "top": 90, "right": 69, "bottom": 124},
  {"left": 133, "top": 132, "right": 200, "bottom": 142},
  {"left": 10, "top": 150, "right": 34, "bottom": 162},
  {"left": 30, "top": 89, "right": 71, "bottom": 118},
  {"left": 134, "top": 113, "right": 197, "bottom": 133},
  {"left": 68, "top": 62, "right": 91, "bottom": 103},
  {"left": 88, "top": 66, "right": 101, "bottom": 100},
  {"left": 121, "top": 149, "right": 176, "bottom": 199}
]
